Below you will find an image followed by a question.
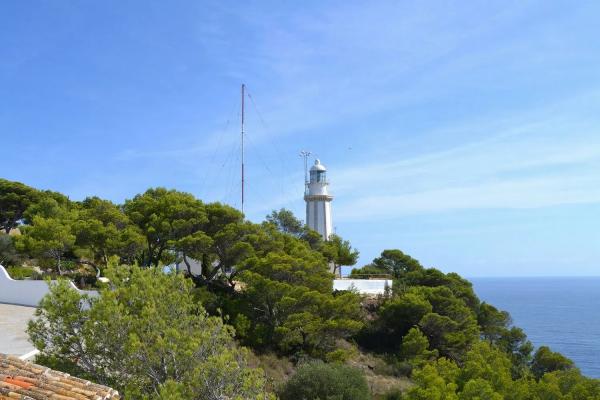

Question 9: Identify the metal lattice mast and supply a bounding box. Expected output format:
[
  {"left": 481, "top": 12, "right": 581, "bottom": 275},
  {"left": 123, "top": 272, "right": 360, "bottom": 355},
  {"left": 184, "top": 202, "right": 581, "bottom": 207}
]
[{"left": 299, "top": 150, "right": 312, "bottom": 195}]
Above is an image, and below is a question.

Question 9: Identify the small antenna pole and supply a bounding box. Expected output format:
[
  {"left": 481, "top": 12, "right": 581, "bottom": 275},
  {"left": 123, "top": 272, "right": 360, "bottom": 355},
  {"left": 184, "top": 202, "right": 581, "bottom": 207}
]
[
  {"left": 241, "top": 84, "right": 245, "bottom": 214},
  {"left": 299, "top": 150, "right": 312, "bottom": 194}
]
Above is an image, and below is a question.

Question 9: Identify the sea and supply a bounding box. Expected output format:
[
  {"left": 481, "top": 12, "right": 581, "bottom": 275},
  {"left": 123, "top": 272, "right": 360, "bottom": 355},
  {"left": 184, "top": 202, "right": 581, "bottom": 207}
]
[{"left": 471, "top": 277, "right": 600, "bottom": 379}]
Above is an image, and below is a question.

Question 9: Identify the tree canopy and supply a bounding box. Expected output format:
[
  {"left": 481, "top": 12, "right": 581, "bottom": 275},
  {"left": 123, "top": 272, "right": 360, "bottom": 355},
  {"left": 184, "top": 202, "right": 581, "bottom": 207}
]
[
  {"left": 0, "top": 178, "right": 39, "bottom": 234},
  {"left": 123, "top": 188, "right": 208, "bottom": 267},
  {"left": 350, "top": 249, "right": 421, "bottom": 278}
]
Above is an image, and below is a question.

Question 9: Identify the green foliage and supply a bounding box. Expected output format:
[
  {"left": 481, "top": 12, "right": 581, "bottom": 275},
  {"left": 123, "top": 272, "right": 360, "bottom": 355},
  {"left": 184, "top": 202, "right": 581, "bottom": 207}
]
[
  {"left": 458, "top": 342, "right": 513, "bottom": 394},
  {"left": 383, "top": 389, "right": 404, "bottom": 400},
  {"left": 23, "top": 189, "right": 70, "bottom": 221},
  {"left": 362, "top": 284, "right": 478, "bottom": 362},
  {"left": 266, "top": 208, "right": 304, "bottom": 236},
  {"left": 278, "top": 362, "right": 370, "bottom": 400},
  {"left": 459, "top": 379, "right": 502, "bottom": 400},
  {"left": 325, "top": 348, "right": 355, "bottom": 364},
  {"left": 237, "top": 268, "right": 363, "bottom": 357},
  {"left": 198, "top": 216, "right": 366, "bottom": 358},
  {"left": 124, "top": 188, "right": 208, "bottom": 267},
  {"left": 531, "top": 346, "right": 575, "bottom": 380},
  {"left": 8, "top": 181, "right": 362, "bottom": 361},
  {"left": 415, "top": 287, "right": 480, "bottom": 362},
  {"left": 8, "top": 180, "right": 597, "bottom": 400},
  {"left": 407, "top": 358, "right": 460, "bottom": 400},
  {"left": 5, "top": 265, "right": 34, "bottom": 279},
  {"left": 402, "top": 269, "right": 479, "bottom": 311},
  {"left": 321, "top": 234, "right": 359, "bottom": 277},
  {"left": 0, "top": 179, "right": 39, "bottom": 234},
  {"left": 477, "top": 302, "right": 511, "bottom": 342},
  {"left": 352, "top": 249, "right": 595, "bottom": 400},
  {"left": 73, "top": 197, "right": 144, "bottom": 270},
  {"left": 351, "top": 249, "right": 422, "bottom": 278},
  {"left": 376, "top": 249, "right": 423, "bottom": 276},
  {"left": 266, "top": 209, "right": 359, "bottom": 277},
  {"left": 182, "top": 202, "right": 246, "bottom": 285},
  {"left": 0, "top": 233, "right": 21, "bottom": 266},
  {"left": 476, "top": 301, "right": 534, "bottom": 378},
  {"left": 16, "top": 215, "right": 76, "bottom": 274},
  {"left": 496, "top": 327, "right": 533, "bottom": 378},
  {"left": 405, "top": 342, "right": 600, "bottom": 400},
  {"left": 378, "top": 292, "right": 433, "bottom": 349},
  {"left": 399, "top": 327, "right": 437, "bottom": 364},
  {"left": 28, "top": 265, "right": 271, "bottom": 399}
]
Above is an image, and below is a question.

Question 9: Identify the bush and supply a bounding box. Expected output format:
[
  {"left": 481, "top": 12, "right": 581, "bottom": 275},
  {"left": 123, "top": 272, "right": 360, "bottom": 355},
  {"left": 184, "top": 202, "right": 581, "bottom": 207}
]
[
  {"left": 5, "top": 265, "right": 34, "bottom": 279},
  {"left": 28, "top": 265, "right": 271, "bottom": 399},
  {"left": 0, "top": 233, "right": 21, "bottom": 267},
  {"left": 383, "top": 389, "right": 403, "bottom": 400},
  {"left": 325, "top": 348, "right": 355, "bottom": 363},
  {"left": 278, "top": 361, "right": 370, "bottom": 400}
]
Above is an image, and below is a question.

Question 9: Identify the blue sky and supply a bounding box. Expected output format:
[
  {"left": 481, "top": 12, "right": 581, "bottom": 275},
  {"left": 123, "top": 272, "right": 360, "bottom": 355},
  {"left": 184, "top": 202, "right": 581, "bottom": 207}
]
[{"left": 3, "top": 1, "right": 600, "bottom": 276}]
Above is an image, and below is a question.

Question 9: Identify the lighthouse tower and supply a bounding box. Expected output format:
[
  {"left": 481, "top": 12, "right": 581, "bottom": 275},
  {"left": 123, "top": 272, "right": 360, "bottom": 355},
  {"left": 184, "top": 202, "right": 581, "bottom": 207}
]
[{"left": 305, "top": 159, "right": 333, "bottom": 240}]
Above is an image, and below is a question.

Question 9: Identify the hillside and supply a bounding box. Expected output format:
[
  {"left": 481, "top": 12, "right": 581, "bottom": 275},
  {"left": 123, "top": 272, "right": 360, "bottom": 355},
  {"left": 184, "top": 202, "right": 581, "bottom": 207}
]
[{"left": 1, "top": 178, "right": 600, "bottom": 399}]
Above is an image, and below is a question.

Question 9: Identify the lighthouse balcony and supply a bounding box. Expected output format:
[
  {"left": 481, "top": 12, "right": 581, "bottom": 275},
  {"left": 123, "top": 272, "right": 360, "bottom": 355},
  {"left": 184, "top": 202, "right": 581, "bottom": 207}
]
[{"left": 304, "top": 194, "right": 333, "bottom": 201}]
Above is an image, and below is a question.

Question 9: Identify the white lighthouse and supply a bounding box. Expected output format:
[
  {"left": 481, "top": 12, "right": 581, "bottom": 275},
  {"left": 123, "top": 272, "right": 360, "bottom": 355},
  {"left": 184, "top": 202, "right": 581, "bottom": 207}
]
[{"left": 305, "top": 159, "right": 333, "bottom": 240}]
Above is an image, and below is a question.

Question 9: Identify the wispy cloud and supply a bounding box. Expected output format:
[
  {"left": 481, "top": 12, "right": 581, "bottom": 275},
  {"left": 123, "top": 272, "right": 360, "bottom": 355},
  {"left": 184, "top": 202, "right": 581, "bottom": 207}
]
[{"left": 332, "top": 92, "right": 600, "bottom": 220}]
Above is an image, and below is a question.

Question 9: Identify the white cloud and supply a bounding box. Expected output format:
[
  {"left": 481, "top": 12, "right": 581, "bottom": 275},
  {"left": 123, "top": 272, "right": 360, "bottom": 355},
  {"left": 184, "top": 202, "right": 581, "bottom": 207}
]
[
  {"left": 336, "top": 173, "right": 600, "bottom": 220},
  {"left": 329, "top": 92, "right": 600, "bottom": 220}
]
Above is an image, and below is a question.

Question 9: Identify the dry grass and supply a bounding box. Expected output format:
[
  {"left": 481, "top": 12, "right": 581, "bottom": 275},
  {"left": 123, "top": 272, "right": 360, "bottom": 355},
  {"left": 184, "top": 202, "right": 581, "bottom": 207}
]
[
  {"left": 247, "top": 351, "right": 295, "bottom": 393},
  {"left": 248, "top": 345, "right": 414, "bottom": 398},
  {"left": 347, "top": 349, "right": 414, "bottom": 398}
]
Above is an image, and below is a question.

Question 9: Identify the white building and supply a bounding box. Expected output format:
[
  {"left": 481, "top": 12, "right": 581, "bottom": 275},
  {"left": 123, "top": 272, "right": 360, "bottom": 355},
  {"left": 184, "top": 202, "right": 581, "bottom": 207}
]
[{"left": 305, "top": 159, "right": 333, "bottom": 240}]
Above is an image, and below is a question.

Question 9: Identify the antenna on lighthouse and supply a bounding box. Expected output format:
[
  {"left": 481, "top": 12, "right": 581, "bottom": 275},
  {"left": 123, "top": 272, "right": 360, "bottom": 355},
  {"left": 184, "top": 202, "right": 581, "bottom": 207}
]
[
  {"left": 241, "top": 84, "right": 245, "bottom": 214},
  {"left": 299, "top": 150, "right": 312, "bottom": 195}
]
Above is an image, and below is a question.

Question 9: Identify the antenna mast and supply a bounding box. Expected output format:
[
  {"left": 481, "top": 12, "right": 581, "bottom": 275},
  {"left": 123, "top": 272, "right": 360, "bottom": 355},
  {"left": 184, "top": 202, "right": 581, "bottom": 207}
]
[
  {"left": 299, "top": 150, "right": 312, "bottom": 195},
  {"left": 241, "top": 84, "right": 245, "bottom": 214}
]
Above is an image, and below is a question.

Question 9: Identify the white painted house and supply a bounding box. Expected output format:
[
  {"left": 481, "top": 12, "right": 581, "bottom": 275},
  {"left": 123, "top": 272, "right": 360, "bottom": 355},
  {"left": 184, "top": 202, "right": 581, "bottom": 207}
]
[{"left": 333, "top": 279, "right": 393, "bottom": 295}]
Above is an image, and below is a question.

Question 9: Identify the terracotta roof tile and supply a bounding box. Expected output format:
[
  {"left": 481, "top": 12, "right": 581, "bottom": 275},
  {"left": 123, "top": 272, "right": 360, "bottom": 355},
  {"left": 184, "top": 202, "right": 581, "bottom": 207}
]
[{"left": 0, "top": 354, "right": 119, "bottom": 400}]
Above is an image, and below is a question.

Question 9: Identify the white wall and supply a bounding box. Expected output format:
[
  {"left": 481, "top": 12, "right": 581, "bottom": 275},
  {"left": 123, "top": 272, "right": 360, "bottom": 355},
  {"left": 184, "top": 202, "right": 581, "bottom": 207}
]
[
  {"left": 333, "top": 279, "right": 392, "bottom": 295},
  {"left": 0, "top": 265, "right": 95, "bottom": 307}
]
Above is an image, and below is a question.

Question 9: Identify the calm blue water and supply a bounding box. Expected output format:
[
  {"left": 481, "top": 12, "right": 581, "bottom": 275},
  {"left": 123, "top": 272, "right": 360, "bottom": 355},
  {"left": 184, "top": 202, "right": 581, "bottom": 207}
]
[{"left": 471, "top": 277, "right": 600, "bottom": 378}]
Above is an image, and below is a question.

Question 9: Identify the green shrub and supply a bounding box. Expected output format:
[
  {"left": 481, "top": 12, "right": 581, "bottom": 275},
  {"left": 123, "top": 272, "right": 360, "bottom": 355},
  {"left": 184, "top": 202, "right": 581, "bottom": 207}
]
[
  {"left": 28, "top": 265, "right": 271, "bottom": 399},
  {"left": 0, "top": 233, "right": 22, "bottom": 267},
  {"left": 394, "top": 361, "right": 413, "bottom": 377},
  {"left": 5, "top": 265, "right": 34, "bottom": 280},
  {"left": 325, "top": 348, "right": 354, "bottom": 363},
  {"left": 278, "top": 361, "right": 370, "bottom": 400},
  {"left": 383, "top": 389, "right": 403, "bottom": 400}
]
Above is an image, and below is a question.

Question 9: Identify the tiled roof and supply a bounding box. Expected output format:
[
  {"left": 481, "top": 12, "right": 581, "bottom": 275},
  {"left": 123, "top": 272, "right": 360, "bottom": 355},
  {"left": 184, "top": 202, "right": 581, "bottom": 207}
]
[{"left": 0, "top": 354, "right": 119, "bottom": 400}]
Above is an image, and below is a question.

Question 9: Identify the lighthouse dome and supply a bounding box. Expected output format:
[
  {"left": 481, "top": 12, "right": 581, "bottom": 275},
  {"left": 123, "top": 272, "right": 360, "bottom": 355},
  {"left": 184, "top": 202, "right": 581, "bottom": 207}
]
[{"left": 310, "top": 159, "right": 327, "bottom": 171}]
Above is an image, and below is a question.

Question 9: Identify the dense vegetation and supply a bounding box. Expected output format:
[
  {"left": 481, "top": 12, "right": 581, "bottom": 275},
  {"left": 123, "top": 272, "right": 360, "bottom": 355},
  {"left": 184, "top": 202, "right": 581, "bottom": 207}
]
[
  {"left": 2, "top": 178, "right": 600, "bottom": 399},
  {"left": 29, "top": 266, "right": 271, "bottom": 399}
]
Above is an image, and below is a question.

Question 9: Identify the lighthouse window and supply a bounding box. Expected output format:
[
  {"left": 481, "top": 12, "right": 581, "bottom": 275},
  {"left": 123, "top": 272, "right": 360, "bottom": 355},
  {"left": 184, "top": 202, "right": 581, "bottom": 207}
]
[{"left": 310, "top": 170, "right": 327, "bottom": 183}]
